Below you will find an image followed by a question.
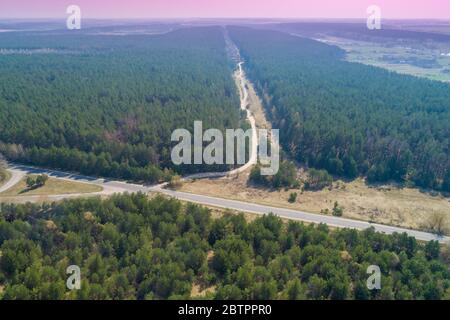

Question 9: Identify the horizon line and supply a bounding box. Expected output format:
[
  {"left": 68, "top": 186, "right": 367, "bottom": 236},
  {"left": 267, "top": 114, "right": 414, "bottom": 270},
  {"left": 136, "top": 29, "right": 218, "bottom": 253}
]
[{"left": 1, "top": 17, "right": 450, "bottom": 21}]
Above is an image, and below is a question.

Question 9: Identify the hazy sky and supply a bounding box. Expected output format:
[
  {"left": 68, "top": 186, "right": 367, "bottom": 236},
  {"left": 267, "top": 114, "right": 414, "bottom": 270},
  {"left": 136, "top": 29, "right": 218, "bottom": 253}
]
[{"left": 1, "top": 0, "right": 449, "bottom": 19}]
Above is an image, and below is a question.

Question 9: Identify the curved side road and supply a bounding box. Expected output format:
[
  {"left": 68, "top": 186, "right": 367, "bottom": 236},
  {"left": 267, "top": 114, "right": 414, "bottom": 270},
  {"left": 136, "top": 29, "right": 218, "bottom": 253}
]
[
  {"left": 0, "top": 168, "right": 25, "bottom": 194},
  {"left": 176, "top": 60, "right": 258, "bottom": 182},
  {"left": 1, "top": 42, "right": 448, "bottom": 243},
  {"left": 3, "top": 164, "right": 450, "bottom": 243}
]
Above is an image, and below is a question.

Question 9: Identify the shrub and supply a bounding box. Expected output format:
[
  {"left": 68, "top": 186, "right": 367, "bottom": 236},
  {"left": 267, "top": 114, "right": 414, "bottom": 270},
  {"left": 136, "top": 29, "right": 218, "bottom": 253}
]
[
  {"left": 332, "top": 202, "right": 343, "bottom": 217},
  {"left": 168, "top": 175, "right": 183, "bottom": 190},
  {"left": 426, "top": 212, "right": 449, "bottom": 236},
  {"left": 288, "top": 192, "right": 298, "bottom": 203}
]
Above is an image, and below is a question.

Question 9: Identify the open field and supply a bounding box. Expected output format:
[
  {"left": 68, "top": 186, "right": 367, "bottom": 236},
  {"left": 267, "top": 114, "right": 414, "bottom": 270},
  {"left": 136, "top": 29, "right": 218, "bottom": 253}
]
[
  {"left": 0, "top": 175, "right": 103, "bottom": 197},
  {"left": 316, "top": 36, "right": 450, "bottom": 82},
  {"left": 179, "top": 170, "right": 450, "bottom": 233}
]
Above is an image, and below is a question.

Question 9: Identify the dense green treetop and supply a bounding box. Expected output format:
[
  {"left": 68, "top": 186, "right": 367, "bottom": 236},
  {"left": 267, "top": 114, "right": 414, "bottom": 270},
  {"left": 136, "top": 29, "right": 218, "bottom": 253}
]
[{"left": 228, "top": 27, "right": 450, "bottom": 190}]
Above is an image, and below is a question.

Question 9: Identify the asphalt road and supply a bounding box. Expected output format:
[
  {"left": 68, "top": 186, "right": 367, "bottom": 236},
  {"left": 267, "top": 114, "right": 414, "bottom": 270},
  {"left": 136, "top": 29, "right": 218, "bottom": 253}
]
[
  {"left": 1, "top": 52, "right": 448, "bottom": 244},
  {"left": 2, "top": 164, "right": 450, "bottom": 244},
  {"left": 2, "top": 164, "right": 148, "bottom": 202}
]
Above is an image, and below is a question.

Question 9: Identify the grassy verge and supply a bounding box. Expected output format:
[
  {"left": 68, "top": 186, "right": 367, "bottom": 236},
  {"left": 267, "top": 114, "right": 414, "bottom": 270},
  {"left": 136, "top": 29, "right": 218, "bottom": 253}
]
[{"left": 0, "top": 175, "right": 102, "bottom": 197}]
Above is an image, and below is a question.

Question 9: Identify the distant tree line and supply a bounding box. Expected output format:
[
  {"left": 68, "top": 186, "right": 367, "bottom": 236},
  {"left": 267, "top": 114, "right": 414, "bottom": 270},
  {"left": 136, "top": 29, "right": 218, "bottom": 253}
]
[{"left": 249, "top": 160, "right": 299, "bottom": 189}]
